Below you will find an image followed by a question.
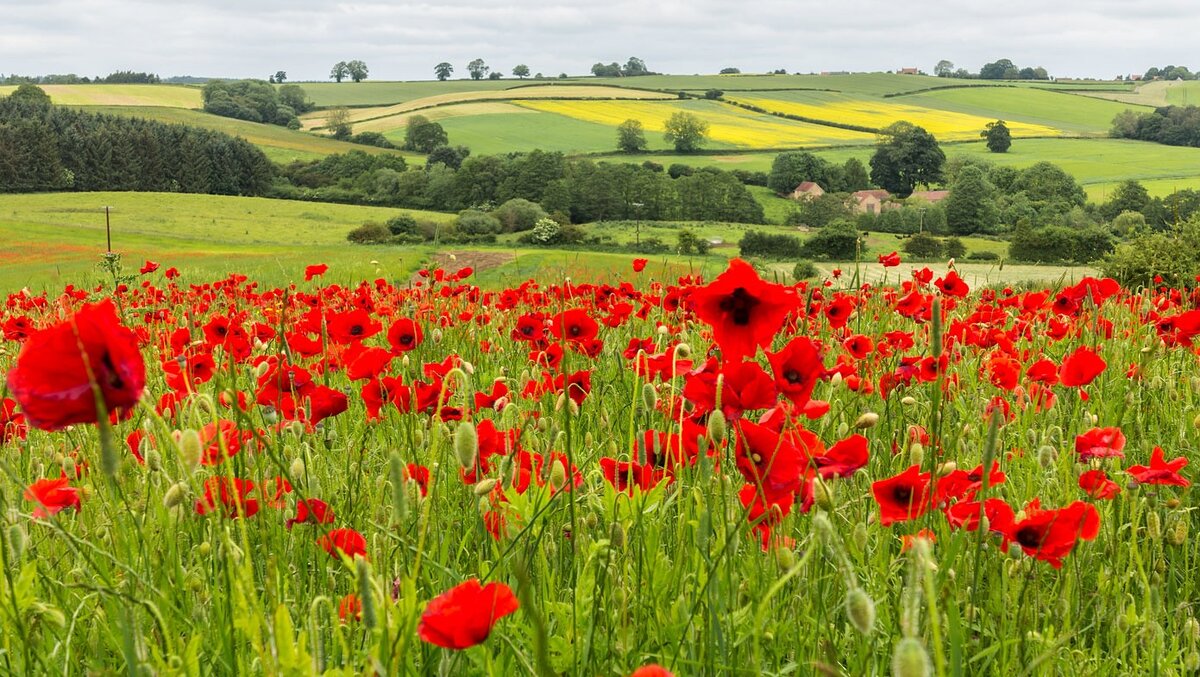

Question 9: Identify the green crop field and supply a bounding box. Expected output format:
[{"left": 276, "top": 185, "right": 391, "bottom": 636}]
[
  {"left": 298, "top": 79, "right": 516, "bottom": 107},
  {"left": 404, "top": 110, "right": 656, "bottom": 155},
  {"left": 0, "top": 192, "right": 452, "bottom": 290},
  {"left": 77, "top": 106, "right": 416, "bottom": 163},
  {"left": 901, "top": 87, "right": 1149, "bottom": 134},
  {"left": 0, "top": 83, "right": 202, "bottom": 107}
]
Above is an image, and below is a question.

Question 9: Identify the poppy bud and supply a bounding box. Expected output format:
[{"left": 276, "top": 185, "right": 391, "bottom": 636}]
[
  {"left": 198, "top": 541, "right": 211, "bottom": 557},
  {"left": 812, "top": 511, "right": 834, "bottom": 545},
  {"left": 474, "top": 479, "right": 499, "bottom": 496},
  {"left": 253, "top": 362, "right": 270, "bottom": 379},
  {"left": 1186, "top": 651, "right": 1200, "bottom": 672},
  {"left": 536, "top": 417, "right": 550, "bottom": 433},
  {"left": 852, "top": 522, "right": 869, "bottom": 552},
  {"left": 935, "top": 461, "right": 956, "bottom": 476},
  {"left": 641, "top": 383, "right": 657, "bottom": 412},
  {"left": 356, "top": 557, "right": 377, "bottom": 629},
  {"left": 775, "top": 545, "right": 796, "bottom": 570},
  {"left": 830, "top": 372, "right": 844, "bottom": 387},
  {"left": 431, "top": 329, "right": 443, "bottom": 343},
  {"left": 813, "top": 477, "right": 834, "bottom": 511},
  {"left": 454, "top": 422, "right": 478, "bottom": 470},
  {"left": 145, "top": 449, "right": 162, "bottom": 472},
  {"left": 388, "top": 452, "right": 407, "bottom": 521},
  {"left": 402, "top": 355, "right": 411, "bottom": 368},
  {"left": 1184, "top": 617, "right": 1200, "bottom": 641},
  {"left": 673, "top": 343, "right": 692, "bottom": 359},
  {"left": 1168, "top": 515, "right": 1189, "bottom": 546},
  {"left": 610, "top": 522, "right": 625, "bottom": 549},
  {"left": 891, "top": 637, "right": 931, "bottom": 677},
  {"left": 163, "top": 482, "right": 188, "bottom": 509},
  {"left": 179, "top": 429, "right": 202, "bottom": 468},
  {"left": 1146, "top": 512, "right": 1162, "bottom": 540},
  {"left": 845, "top": 588, "right": 875, "bottom": 635},
  {"left": 549, "top": 458, "right": 568, "bottom": 491},
  {"left": 287, "top": 420, "right": 305, "bottom": 437},
  {"left": 61, "top": 455, "right": 77, "bottom": 479},
  {"left": 854, "top": 412, "right": 879, "bottom": 429},
  {"left": 707, "top": 410, "right": 727, "bottom": 444},
  {"left": 908, "top": 443, "right": 924, "bottom": 467},
  {"left": 901, "top": 396, "right": 917, "bottom": 407},
  {"left": 1036, "top": 445, "right": 1057, "bottom": 469},
  {"left": 8, "top": 524, "right": 26, "bottom": 561},
  {"left": 289, "top": 457, "right": 305, "bottom": 481}
]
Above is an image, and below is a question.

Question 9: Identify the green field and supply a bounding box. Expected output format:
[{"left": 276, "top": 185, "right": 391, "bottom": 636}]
[
  {"left": 77, "top": 106, "right": 416, "bottom": 163},
  {"left": 0, "top": 192, "right": 451, "bottom": 291},
  {"left": 0, "top": 83, "right": 202, "bottom": 107},
  {"left": 298, "top": 79, "right": 516, "bottom": 107},
  {"left": 408, "top": 110, "right": 655, "bottom": 155},
  {"left": 902, "top": 87, "right": 1148, "bottom": 134}
]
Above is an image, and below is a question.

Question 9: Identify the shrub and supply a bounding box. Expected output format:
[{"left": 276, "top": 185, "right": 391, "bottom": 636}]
[
  {"left": 1009, "top": 224, "right": 1114, "bottom": 264},
  {"left": 351, "top": 131, "right": 396, "bottom": 148},
  {"left": 739, "top": 230, "right": 804, "bottom": 259},
  {"left": 493, "top": 198, "right": 549, "bottom": 233},
  {"left": 386, "top": 214, "right": 418, "bottom": 235},
  {"left": 802, "top": 220, "right": 862, "bottom": 260},
  {"left": 944, "top": 237, "right": 967, "bottom": 259},
  {"left": 347, "top": 222, "right": 391, "bottom": 244},
  {"left": 902, "top": 233, "right": 944, "bottom": 259},
  {"left": 793, "top": 260, "right": 819, "bottom": 280},
  {"left": 667, "top": 164, "right": 694, "bottom": 179},
  {"left": 966, "top": 251, "right": 1000, "bottom": 261},
  {"left": 456, "top": 210, "right": 502, "bottom": 235},
  {"left": 1101, "top": 219, "right": 1200, "bottom": 288},
  {"left": 678, "top": 229, "right": 711, "bottom": 255}
]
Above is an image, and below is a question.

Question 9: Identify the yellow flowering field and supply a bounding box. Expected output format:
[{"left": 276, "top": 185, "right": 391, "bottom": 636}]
[
  {"left": 730, "top": 95, "right": 1061, "bottom": 140},
  {"left": 514, "top": 99, "right": 877, "bottom": 148}
]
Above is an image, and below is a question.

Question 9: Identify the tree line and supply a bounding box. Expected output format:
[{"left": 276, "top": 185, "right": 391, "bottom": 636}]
[
  {"left": 1, "top": 71, "right": 160, "bottom": 85},
  {"left": 201, "top": 80, "right": 314, "bottom": 128},
  {"left": 933, "top": 59, "right": 1050, "bottom": 80},
  {"left": 0, "top": 86, "right": 273, "bottom": 195},
  {"left": 1112, "top": 106, "right": 1200, "bottom": 148}
]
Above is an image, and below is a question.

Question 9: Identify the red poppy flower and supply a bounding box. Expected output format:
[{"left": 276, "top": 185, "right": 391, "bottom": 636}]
[
  {"left": 417, "top": 579, "right": 519, "bottom": 649},
  {"left": 1059, "top": 346, "right": 1105, "bottom": 387},
  {"left": 139, "top": 260, "right": 159, "bottom": 274},
  {"left": 1127, "top": 447, "right": 1190, "bottom": 487},
  {"left": 24, "top": 477, "right": 82, "bottom": 518},
  {"left": 633, "top": 258, "right": 649, "bottom": 272},
  {"left": 338, "top": 594, "right": 362, "bottom": 623},
  {"left": 318, "top": 528, "right": 368, "bottom": 560},
  {"left": 1000, "top": 500, "right": 1099, "bottom": 569},
  {"left": 194, "top": 477, "right": 259, "bottom": 518},
  {"left": 690, "top": 259, "right": 798, "bottom": 362},
  {"left": 326, "top": 309, "right": 382, "bottom": 344},
  {"left": 934, "top": 270, "right": 969, "bottom": 298},
  {"left": 1, "top": 398, "right": 27, "bottom": 444},
  {"left": 1078, "top": 470, "right": 1121, "bottom": 500},
  {"left": 549, "top": 308, "right": 599, "bottom": 344},
  {"left": 765, "top": 337, "right": 824, "bottom": 408},
  {"left": 631, "top": 666, "right": 674, "bottom": 677},
  {"left": 287, "top": 498, "right": 335, "bottom": 528},
  {"left": 387, "top": 318, "right": 424, "bottom": 353},
  {"left": 1074, "top": 427, "right": 1126, "bottom": 460},
  {"left": 871, "top": 465, "right": 932, "bottom": 526},
  {"left": 878, "top": 251, "right": 901, "bottom": 267},
  {"left": 600, "top": 457, "right": 668, "bottom": 495},
  {"left": 6, "top": 300, "right": 146, "bottom": 431},
  {"left": 304, "top": 264, "right": 328, "bottom": 281},
  {"left": 735, "top": 420, "right": 806, "bottom": 498}
]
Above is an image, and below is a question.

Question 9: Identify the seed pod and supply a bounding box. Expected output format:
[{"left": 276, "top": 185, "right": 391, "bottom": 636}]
[
  {"left": 891, "top": 637, "right": 931, "bottom": 677},
  {"left": 854, "top": 412, "right": 879, "bottom": 429},
  {"left": 454, "top": 422, "right": 478, "bottom": 469},
  {"left": 845, "top": 588, "right": 876, "bottom": 635}
]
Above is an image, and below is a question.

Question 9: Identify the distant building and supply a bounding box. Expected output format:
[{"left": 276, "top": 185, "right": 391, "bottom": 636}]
[
  {"left": 898, "top": 67, "right": 920, "bottom": 75},
  {"left": 820, "top": 71, "right": 851, "bottom": 76},
  {"left": 850, "top": 189, "right": 893, "bottom": 215},
  {"left": 790, "top": 181, "right": 825, "bottom": 201},
  {"left": 908, "top": 190, "right": 950, "bottom": 205}
]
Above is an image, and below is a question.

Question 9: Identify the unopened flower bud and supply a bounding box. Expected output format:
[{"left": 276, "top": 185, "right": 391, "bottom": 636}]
[
  {"left": 474, "top": 479, "right": 499, "bottom": 496},
  {"left": 891, "top": 637, "right": 931, "bottom": 677},
  {"left": 454, "top": 422, "right": 478, "bottom": 469},
  {"left": 549, "top": 458, "right": 568, "bottom": 491},
  {"left": 641, "top": 383, "right": 657, "bottom": 412},
  {"left": 609, "top": 521, "right": 626, "bottom": 549},
  {"left": 163, "top": 482, "right": 188, "bottom": 509},
  {"left": 7, "top": 524, "right": 27, "bottom": 560},
  {"left": 900, "top": 396, "right": 917, "bottom": 407},
  {"left": 1037, "top": 445, "right": 1057, "bottom": 469},
  {"left": 179, "top": 429, "right": 202, "bottom": 468},
  {"left": 1146, "top": 511, "right": 1162, "bottom": 540},
  {"left": 707, "top": 411, "right": 727, "bottom": 444},
  {"left": 852, "top": 522, "right": 869, "bottom": 552},
  {"left": 775, "top": 545, "right": 796, "bottom": 569},
  {"left": 909, "top": 443, "right": 925, "bottom": 467},
  {"left": 846, "top": 588, "right": 876, "bottom": 635},
  {"left": 854, "top": 412, "right": 879, "bottom": 429}
]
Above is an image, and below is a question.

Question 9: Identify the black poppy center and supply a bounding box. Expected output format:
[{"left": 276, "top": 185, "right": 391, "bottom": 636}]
[
  {"left": 720, "top": 288, "right": 759, "bottom": 326},
  {"left": 101, "top": 352, "right": 125, "bottom": 390},
  {"left": 784, "top": 369, "right": 804, "bottom": 384},
  {"left": 1015, "top": 526, "right": 1043, "bottom": 548},
  {"left": 891, "top": 485, "right": 913, "bottom": 503},
  {"left": 349, "top": 325, "right": 364, "bottom": 336}
]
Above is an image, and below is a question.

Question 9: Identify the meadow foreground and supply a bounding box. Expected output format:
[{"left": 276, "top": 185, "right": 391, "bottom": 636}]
[{"left": 0, "top": 256, "right": 1197, "bottom": 676}]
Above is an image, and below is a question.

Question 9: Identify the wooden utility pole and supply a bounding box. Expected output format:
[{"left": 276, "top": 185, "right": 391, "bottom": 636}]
[{"left": 105, "top": 206, "right": 112, "bottom": 252}]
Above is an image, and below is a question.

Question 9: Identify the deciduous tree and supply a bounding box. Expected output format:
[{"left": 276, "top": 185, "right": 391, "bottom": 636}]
[
  {"left": 982, "top": 120, "right": 1012, "bottom": 153},
  {"left": 868, "top": 122, "right": 945, "bottom": 197},
  {"left": 435, "top": 63, "right": 454, "bottom": 81},
  {"left": 512, "top": 64, "right": 530, "bottom": 79},
  {"left": 346, "top": 60, "right": 369, "bottom": 83},
  {"left": 330, "top": 61, "right": 349, "bottom": 83},
  {"left": 616, "top": 119, "right": 647, "bottom": 153},
  {"left": 467, "top": 59, "right": 489, "bottom": 80},
  {"left": 663, "top": 112, "right": 709, "bottom": 153}
]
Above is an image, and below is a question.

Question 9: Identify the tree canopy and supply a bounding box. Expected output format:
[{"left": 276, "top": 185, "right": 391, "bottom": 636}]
[{"left": 868, "top": 122, "right": 946, "bottom": 197}]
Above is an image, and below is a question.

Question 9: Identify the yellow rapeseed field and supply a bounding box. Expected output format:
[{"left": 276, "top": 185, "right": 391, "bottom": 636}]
[
  {"left": 730, "top": 96, "right": 1061, "bottom": 140},
  {"left": 514, "top": 99, "right": 877, "bottom": 148}
]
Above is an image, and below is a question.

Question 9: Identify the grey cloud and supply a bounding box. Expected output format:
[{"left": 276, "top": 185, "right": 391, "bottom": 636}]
[{"left": 1, "top": 0, "right": 1197, "bottom": 80}]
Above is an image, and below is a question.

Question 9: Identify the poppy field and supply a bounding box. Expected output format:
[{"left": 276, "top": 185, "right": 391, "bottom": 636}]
[{"left": 1, "top": 254, "right": 1198, "bottom": 675}]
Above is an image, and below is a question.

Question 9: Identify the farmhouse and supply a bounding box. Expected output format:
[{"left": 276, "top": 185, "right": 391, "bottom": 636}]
[
  {"left": 789, "top": 181, "right": 825, "bottom": 201},
  {"left": 908, "top": 190, "right": 950, "bottom": 205},
  {"left": 849, "top": 189, "right": 893, "bottom": 215},
  {"left": 898, "top": 68, "right": 920, "bottom": 75}
]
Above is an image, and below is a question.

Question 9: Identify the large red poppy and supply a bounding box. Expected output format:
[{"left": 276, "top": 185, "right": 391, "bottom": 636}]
[
  {"left": 1059, "top": 346, "right": 1106, "bottom": 387},
  {"left": 418, "top": 579, "right": 519, "bottom": 649},
  {"left": 690, "top": 259, "right": 797, "bottom": 362},
  {"left": 999, "top": 500, "right": 1100, "bottom": 569},
  {"left": 24, "top": 477, "right": 82, "bottom": 518},
  {"left": 766, "top": 337, "right": 824, "bottom": 408},
  {"left": 871, "top": 465, "right": 932, "bottom": 526},
  {"left": 6, "top": 300, "right": 146, "bottom": 431},
  {"left": 1127, "top": 447, "right": 1190, "bottom": 487}
]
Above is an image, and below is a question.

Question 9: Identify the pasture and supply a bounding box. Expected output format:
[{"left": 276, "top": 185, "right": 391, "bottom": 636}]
[{"left": 0, "top": 83, "right": 202, "bottom": 107}]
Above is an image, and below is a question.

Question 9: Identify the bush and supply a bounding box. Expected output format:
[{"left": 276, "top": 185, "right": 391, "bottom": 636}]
[
  {"left": 386, "top": 214, "right": 418, "bottom": 235},
  {"left": 793, "top": 260, "right": 819, "bottom": 280},
  {"left": 704, "top": 89, "right": 724, "bottom": 99},
  {"left": 518, "top": 218, "right": 589, "bottom": 246},
  {"left": 630, "top": 237, "right": 670, "bottom": 254},
  {"left": 966, "top": 251, "right": 1000, "bottom": 261},
  {"left": 902, "top": 233, "right": 944, "bottom": 259},
  {"left": 351, "top": 131, "right": 396, "bottom": 149},
  {"left": 802, "top": 221, "right": 862, "bottom": 260},
  {"left": 456, "top": 209, "right": 502, "bottom": 235},
  {"left": 1100, "top": 219, "right": 1200, "bottom": 288},
  {"left": 1009, "top": 224, "right": 1114, "bottom": 264},
  {"left": 678, "top": 229, "right": 711, "bottom": 255},
  {"left": 667, "top": 164, "right": 694, "bottom": 179},
  {"left": 347, "top": 222, "right": 391, "bottom": 244},
  {"left": 739, "top": 230, "right": 804, "bottom": 259},
  {"left": 944, "top": 237, "right": 967, "bottom": 259},
  {"left": 493, "top": 198, "right": 549, "bottom": 233}
]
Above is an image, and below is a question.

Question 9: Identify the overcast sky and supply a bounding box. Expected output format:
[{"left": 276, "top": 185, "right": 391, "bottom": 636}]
[{"left": 2, "top": 0, "right": 1196, "bottom": 81}]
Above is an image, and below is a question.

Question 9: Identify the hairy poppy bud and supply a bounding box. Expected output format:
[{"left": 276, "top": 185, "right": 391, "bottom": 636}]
[
  {"left": 852, "top": 522, "right": 869, "bottom": 552},
  {"left": 775, "top": 545, "right": 796, "bottom": 570},
  {"left": 474, "top": 479, "right": 499, "bottom": 496},
  {"left": 854, "top": 412, "right": 879, "bottom": 429},
  {"left": 909, "top": 443, "right": 925, "bottom": 468},
  {"left": 549, "top": 458, "right": 568, "bottom": 491},
  {"left": 179, "top": 429, "right": 202, "bottom": 468},
  {"left": 1146, "top": 512, "right": 1162, "bottom": 540},
  {"left": 253, "top": 362, "right": 271, "bottom": 379},
  {"left": 1184, "top": 617, "right": 1200, "bottom": 641},
  {"left": 674, "top": 343, "right": 692, "bottom": 359},
  {"left": 892, "top": 637, "right": 931, "bottom": 677},
  {"left": 812, "top": 511, "right": 834, "bottom": 545},
  {"left": 163, "top": 482, "right": 188, "bottom": 509},
  {"left": 836, "top": 421, "right": 849, "bottom": 437},
  {"left": 289, "top": 457, "right": 306, "bottom": 481},
  {"left": 1186, "top": 651, "right": 1200, "bottom": 672},
  {"left": 1036, "top": 445, "right": 1057, "bottom": 469},
  {"left": 813, "top": 477, "right": 834, "bottom": 511},
  {"left": 901, "top": 396, "right": 917, "bottom": 407},
  {"left": 356, "top": 557, "right": 377, "bottom": 629},
  {"left": 7, "top": 524, "right": 26, "bottom": 561},
  {"left": 145, "top": 448, "right": 162, "bottom": 472},
  {"left": 707, "top": 410, "right": 727, "bottom": 444},
  {"left": 610, "top": 521, "right": 626, "bottom": 549},
  {"left": 846, "top": 588, "right": 875, "bottom": 635},
  {"left": 454, "top": 422, "right": 478, "bottom": 470},
  {"left": 641, "top": 383, "right": 657, "bottom": 412}
]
